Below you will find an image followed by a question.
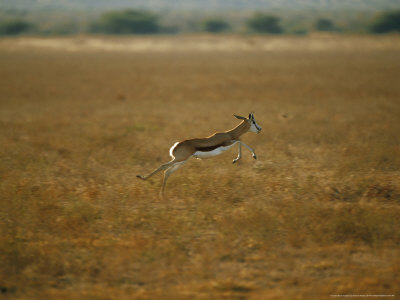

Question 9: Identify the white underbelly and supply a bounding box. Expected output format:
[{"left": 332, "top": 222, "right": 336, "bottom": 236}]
[{"left": 193, "top": 142, "right": 237, "bottom": 159}]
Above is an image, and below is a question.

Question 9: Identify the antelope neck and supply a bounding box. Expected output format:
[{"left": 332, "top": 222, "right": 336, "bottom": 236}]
[{"left": 227, "top": 120, "right": 249, "bottom": 140}]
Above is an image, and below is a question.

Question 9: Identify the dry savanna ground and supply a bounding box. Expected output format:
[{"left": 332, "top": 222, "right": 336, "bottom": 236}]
[{"left": 1, "top": 35, "right": 400, "bottom": 299}]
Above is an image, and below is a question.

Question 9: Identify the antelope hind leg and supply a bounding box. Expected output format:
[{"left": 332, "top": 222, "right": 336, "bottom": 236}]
[
  {"left": 160, "top": 161, "right": 186, "bottom": 197},
  {"left": 137, "top": 160, "right": 175, "bottom": 180}
]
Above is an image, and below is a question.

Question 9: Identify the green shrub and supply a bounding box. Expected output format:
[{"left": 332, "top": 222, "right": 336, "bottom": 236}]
[
  {"left": 91, "top": 9, "right": 160, "bottom": 34},
  {"left": 246, "top": 13, "right": 283, "bottom": 34},
  {"left": 314, "top": 18, "right": 336, "bottom": 31},
  {"left": 0, "top": 19, "right": 34, "bottom": 35},
  {"left": 202, "top": 18, "right": 230, "bottom": 33},
  {"left": 370, "top": 10, "right": 400, "bottom": 33}
]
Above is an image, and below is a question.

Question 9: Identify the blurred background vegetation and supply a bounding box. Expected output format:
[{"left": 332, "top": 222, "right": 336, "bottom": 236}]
[{"left": 0, "top": 0, "right": 399, "bottom": 36}]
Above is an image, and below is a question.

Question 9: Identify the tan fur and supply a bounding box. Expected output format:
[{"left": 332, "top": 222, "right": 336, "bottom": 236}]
[
  {"left": 172, "top": 120, "right": 250, "bottom": 160},
  {"left": 137, "top": 115, "right": 260, "bottom": 197}
]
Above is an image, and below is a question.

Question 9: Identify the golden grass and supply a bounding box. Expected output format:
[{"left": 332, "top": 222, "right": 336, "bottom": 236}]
[{"left": 1, "top": 35, "right": 400, "bottom": 299}]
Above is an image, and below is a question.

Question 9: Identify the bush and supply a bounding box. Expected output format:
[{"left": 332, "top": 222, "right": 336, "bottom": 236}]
[
  {"left": 370, "top": 10, "right": 400, "bottom": 33},
  {"left": 91, "top": 9, "right": 160, "bottom": 34},
  {"left": 314, "top": 18, "right": 336, "bottom": 31},
  {"left": 246, "top": 14, "right": 283, "bottom": 34},
  {"left": 202, "top": 19, "right": 230, "bottom": 33},
  {"left": 0, "top": 19, "right": 34, "bottom": 35}
]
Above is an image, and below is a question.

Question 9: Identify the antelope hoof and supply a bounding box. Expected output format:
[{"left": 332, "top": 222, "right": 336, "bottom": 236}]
[
  {"left": 233, "top": 159, "right": 237, "bottom": 164},
  {"left": 253, "top": 154, "right": 257, "bottom": 160},
  {"left": 136, "top": 175, "right": 145, "bottom": 180}
]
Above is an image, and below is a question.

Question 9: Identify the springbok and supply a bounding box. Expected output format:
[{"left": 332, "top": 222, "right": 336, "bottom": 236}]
[{"left": 137, "top": 112, "right": 262, "bottom": 196}]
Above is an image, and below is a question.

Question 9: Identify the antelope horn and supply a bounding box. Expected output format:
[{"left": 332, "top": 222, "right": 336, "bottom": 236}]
[{"left": 234, "top": 114, "right": 248, "bottom": 120}]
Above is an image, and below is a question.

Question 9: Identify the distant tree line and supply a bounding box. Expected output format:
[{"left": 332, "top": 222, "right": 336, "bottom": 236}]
[{"left": 1, "top": 9, "right": 400, "bottom": 36}]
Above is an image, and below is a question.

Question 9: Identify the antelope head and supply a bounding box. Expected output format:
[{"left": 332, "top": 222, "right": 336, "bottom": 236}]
[{"left": 234, "top": 112, "right": 262, "bottom": 134}]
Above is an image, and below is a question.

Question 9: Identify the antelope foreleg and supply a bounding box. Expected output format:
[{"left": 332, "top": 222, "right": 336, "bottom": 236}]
[
  {"left": 240, "top": 141, "right": 257, "bottom": 160},
  {"left": 233, "top": 142, "right": 242, "bottom": 164}
]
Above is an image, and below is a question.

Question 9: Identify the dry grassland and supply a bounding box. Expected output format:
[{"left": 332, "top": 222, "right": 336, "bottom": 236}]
[{"left": 1, "top": 35, "right": 400, "bottom": 299}]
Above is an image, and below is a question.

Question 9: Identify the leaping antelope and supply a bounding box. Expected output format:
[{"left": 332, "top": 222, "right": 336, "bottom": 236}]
[{"left": 137, "top": 112, "right": 262, "bottom": 196}]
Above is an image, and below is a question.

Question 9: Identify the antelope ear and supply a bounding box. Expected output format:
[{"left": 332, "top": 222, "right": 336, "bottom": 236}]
[
  {"left": 234, "top": 114, "right": 247, "bottom": 120},
  {"left": 248, "top": 113, "right": 252, "bottom": 120}
]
